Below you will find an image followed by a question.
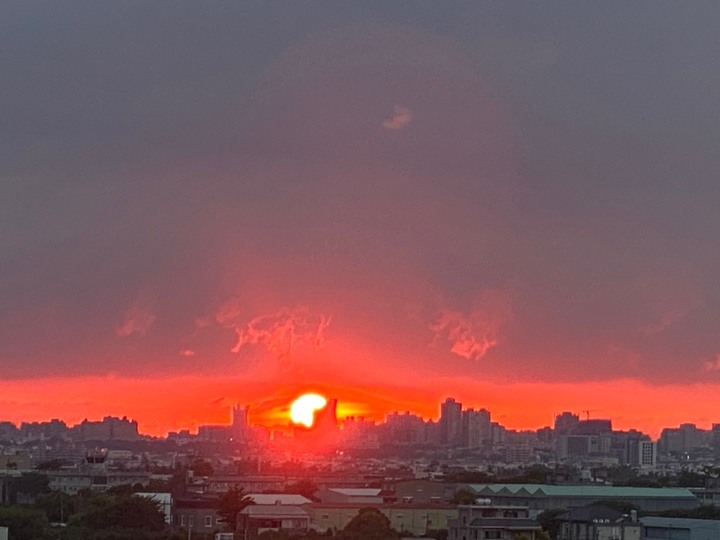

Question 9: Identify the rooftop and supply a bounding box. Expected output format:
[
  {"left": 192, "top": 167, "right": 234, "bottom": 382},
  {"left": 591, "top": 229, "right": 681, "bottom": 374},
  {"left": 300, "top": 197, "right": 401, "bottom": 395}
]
[
  {"left": 241, "top": 505, "right": 309, "bottom": 517},
  {"left": 328, "top": 488, "right": 382, "bottom": 497},
  {"left": 249, "top": 494, "right": 312, "bottom": 505},
  {"left": 465, "top": 484, "right": 697, "bottom": 499}
]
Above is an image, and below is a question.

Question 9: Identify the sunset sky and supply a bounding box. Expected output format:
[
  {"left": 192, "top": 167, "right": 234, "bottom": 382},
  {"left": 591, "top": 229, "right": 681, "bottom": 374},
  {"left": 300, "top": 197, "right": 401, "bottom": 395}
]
[{"left": 2, "top": 3, "right": 720, "bottom": 438}]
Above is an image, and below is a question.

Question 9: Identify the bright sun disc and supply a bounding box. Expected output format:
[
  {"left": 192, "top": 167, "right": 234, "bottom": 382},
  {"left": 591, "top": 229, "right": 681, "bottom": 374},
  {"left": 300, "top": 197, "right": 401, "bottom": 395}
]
[{"left": 290, "top": 393, "right": 327, "bottom": 428}]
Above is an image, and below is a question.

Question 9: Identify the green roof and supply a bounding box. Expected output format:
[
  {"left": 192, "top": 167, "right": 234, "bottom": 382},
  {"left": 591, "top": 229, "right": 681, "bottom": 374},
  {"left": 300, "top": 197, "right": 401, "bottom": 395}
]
[{"left": 464, "top": 484, "right": 696, "bottom": 499}]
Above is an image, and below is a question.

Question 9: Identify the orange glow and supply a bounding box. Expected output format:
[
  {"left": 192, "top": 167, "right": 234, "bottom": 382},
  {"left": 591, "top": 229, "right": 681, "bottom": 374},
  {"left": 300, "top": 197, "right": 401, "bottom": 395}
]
[
  {"left": 289, "top": 393, "right": 327, "bottom": 427},
  {"left": 0, "top": 374, "right": 719, "bottom": 439}
]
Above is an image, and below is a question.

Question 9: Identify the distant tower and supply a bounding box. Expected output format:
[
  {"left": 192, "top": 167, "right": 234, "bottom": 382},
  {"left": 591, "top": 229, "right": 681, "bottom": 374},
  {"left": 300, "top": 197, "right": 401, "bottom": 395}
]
[
  {"left": 232, "top": 404, "right": 250, "bottom": 440},
  {"left": 440, "top": 398, "right": 463, "bottom": 446},
  {"left": 314, "top": 398, "right": 338, "bottom": 432},
  {"left": 554, "top": 411, "right": 579, "bottom": 434}
]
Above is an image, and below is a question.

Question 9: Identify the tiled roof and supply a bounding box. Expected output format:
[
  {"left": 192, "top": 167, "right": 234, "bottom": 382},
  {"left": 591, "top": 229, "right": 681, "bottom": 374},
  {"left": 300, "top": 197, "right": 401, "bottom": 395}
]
[{"left": 465, "top": 484, "right": 697, "bottom": 499}]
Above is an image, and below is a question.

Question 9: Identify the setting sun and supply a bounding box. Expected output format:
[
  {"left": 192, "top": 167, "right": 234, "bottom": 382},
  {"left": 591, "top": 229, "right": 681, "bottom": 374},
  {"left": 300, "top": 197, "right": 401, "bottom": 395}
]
[{"left": 289, "top": 393, "right": 327, "bottom": 428}]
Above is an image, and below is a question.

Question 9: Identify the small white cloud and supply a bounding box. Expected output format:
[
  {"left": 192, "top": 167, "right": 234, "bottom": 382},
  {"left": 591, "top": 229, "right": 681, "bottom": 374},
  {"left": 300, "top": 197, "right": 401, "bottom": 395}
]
[
  {"left": 116, "top": 296, "right": 157, "bottom": 337},
  {"left": 213, "top": 302, "right": 331, "bottom": 367},
  {"left": 429, "top": 291, "right": 512, "bottom": 361},
  {"left": 382, "top": 105, "right": 413, "bottom": 130},
  {"left": 704, "top": 354, "right": 720, "bottom": 371}
]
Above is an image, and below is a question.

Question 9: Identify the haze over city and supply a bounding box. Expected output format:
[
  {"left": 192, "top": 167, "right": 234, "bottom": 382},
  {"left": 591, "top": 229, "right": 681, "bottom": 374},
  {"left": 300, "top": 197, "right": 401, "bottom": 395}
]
[{"left": 3, "top": 2, "right": 720, "bottom": 438}]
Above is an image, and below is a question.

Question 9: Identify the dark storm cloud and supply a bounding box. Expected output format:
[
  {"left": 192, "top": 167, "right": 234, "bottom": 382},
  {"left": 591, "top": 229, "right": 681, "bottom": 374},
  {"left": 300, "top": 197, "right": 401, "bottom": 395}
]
[{"left": 2, "top": 2, "right": 720, "bottom": 383}]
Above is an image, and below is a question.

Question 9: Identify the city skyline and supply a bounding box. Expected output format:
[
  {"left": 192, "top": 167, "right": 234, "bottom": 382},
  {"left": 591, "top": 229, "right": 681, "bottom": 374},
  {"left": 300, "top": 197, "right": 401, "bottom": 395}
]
[{"left": 1, "top": 392, "right": 718, "bottom": 442}]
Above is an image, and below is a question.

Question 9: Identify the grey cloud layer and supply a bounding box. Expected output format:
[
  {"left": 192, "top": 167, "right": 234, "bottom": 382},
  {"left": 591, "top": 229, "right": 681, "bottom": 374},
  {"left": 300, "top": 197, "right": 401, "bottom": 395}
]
[{"left": 1, "top": 2, "right": 720, "bottom": 383}]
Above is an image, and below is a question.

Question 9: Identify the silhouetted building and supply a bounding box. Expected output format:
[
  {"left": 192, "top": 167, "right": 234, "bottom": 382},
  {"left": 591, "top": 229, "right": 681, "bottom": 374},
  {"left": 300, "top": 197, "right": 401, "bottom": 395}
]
[
  {"left": 554, "top": 412, "right": 579, "bottom": 434},
  {"left": 449, "top": 504, "right": 541, "bottom": 540},
  {"left": 440, "top": 398, "right": 463, "bottom": 446},
  {"left": 74, "top": 416, "right": 139, "bottom": 442},
  {"left": 462, "top": 408, "right": 491, "bottom": 449},
  {"left": 232, "top": 404, "right": 250, "bottom": 441},
  {"left": 385, "top": 412, "right": 426, "bottom": 445},
  {"left": 658, "top": 423, "right": 708, "bottom": 456}
]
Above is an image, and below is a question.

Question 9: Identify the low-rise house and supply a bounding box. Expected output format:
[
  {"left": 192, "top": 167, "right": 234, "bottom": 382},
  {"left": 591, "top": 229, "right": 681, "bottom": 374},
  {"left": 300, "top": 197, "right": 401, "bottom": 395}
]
[
  {"left": 173, "top": 496, "right": 224, "bottom": 532},
  {"left": 316, "top": 487, "right": 383, "bottom": 504},
  {"left": 248, "top": 494, "right": 312, "bottom": 506},
  {"left": 238, "top": 504, "right": 310, "bottom": 539},
  {"left": 307, "top": 502, "right": 457, "bottom": 535},
  {"left": 449, "top": 504, "right": 541, "bottom": 540},
  {"left": 173, "top": 493, "right": 310, "bottom": 533},
  {"left": 556, "top": 506, "right": 641, "bottom": 540},
  {"left": 46, "top": 469, "right": 150, "bottom": 494}
]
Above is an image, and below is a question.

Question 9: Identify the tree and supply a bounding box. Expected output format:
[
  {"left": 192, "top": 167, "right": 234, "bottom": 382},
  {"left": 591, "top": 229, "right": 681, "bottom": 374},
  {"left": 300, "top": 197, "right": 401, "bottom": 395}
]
[
  {"left": 6, "top": 472, "right": 50, "bottom": 504},
  {"left": 588, "top": 500, "right": 640, "bottom": 515},
  {"left": 336, "top": 508, "right": 400, "bottom": 540},
  {"left": 285, "top": 479, "right": 319, "bottom": 501},
  {"left": 451, "top": 489, "right": 477, "bottom": 505},
  {"left": 37, "top": 459, "right": 64, "bottom": 470},
  {"left": 535, "top": 508, "right": 565, "bottom": 540},
  {"left": 188, "top": 458, "right": 214, "bottom": 477},
  {"left": 0, "top": 506, "right": 49, "bottom": 540},
  {"left": 217, "top": 486, "right": 254, "bottom": 531},
  {"left": 36, "top": 490, "right": 78, "bottom": 523},
  {"left": 69, "top": 494, "right": 166, "bottom": 531},
  {"left": 258, "top": 531, "right": 290, "bottom": 540}
]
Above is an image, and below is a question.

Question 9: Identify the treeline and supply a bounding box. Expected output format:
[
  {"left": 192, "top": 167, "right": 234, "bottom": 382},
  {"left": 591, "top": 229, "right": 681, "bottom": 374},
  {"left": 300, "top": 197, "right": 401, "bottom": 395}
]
[{"left": 0, "top": 477, "right": 179, "bottom": 540}]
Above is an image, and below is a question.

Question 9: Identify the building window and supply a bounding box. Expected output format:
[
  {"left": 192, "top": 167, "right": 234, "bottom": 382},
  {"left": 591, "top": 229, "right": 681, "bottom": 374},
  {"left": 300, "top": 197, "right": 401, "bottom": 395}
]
[
  {"left": 205, "top": 516, "right": 212, "bottom": 527},
  {"left": 322, "top": 514, "right": 329, "bottom": 520},
  {"left": 181, "top": 515, "right": 186, "bottom": 526}
]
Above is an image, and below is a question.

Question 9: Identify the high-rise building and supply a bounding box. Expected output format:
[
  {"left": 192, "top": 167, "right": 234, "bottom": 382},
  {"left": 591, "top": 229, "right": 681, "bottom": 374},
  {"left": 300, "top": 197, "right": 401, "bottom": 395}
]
[
  {"left": 637, "top": 440, "right": 657, "bottom": 470},
  {"left": 713, "top": 424, "right": 720, "bottom": 461},
  {"left": 462, "top": 408, "right": 491, "bottom": 448},
  {"left": 232, "top": 405, "right": 250, "bottom": 440},
  {"left": 554, "top": 412, "right": 579, "bottom": 434},
  {"left": 385, "top": 411, "right": 426, "bottom": 445},
  {"left": 439, "top": 398, "right": 463, "bottom": 446}
]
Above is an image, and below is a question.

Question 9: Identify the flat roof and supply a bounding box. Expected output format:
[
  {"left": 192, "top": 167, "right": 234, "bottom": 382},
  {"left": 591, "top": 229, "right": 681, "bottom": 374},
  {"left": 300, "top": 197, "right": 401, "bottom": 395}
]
[
  {"left": 249, "top": 494, "right": 312, "bottom": 505},
  {"left": 328, "top": 488, "right": 382, "bottom": 496},
  {"left": 641, "top": 517, "right": 720, "bottom": 531},
  {"left": 308, "top": 503, "right": 456, "bottom": 510},
  {"left": 241, "top": 505, "right": 309, "bottom": 517}
]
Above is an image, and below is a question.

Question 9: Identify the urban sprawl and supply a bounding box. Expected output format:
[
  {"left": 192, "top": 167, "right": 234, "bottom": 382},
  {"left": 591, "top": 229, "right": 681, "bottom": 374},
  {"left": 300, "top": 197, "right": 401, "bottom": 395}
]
[{"left": 1, "top": 398, "right": 720, "bottom": 540}]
